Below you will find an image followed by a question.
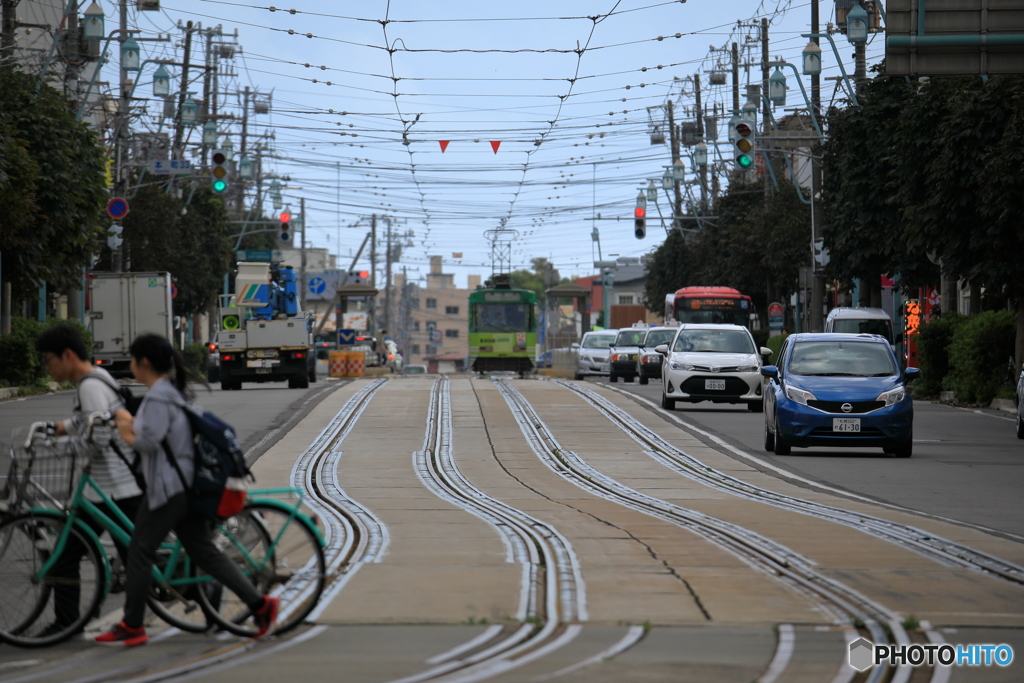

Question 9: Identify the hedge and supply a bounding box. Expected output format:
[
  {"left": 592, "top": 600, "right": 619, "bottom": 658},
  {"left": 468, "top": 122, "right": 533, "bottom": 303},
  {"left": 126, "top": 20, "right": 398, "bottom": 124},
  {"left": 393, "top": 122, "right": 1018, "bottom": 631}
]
[
  {"left": 0, "top": 318, "right": 93, "bottom": 388},
  {"left": 914, "top": 313, "right": 966, "bottom": 398},
  {"left": 946, "top": 310, "right": 1016, "bottom": 405}
]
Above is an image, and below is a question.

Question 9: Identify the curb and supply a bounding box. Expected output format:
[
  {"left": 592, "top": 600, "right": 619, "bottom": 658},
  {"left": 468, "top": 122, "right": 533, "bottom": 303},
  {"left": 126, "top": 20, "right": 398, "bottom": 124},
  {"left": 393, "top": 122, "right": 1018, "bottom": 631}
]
[{"left": 989, "top": 398, "right": 1017, "bottom": 414}]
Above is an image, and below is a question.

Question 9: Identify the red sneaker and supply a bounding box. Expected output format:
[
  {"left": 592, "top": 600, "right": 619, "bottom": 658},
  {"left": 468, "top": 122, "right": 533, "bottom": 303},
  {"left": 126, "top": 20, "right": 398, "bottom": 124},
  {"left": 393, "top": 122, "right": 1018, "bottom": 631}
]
[
  {"left": 95, "top": 621, "right": 148, "bottom": 647},
  {"left": 253, "top": 596, "right": 280, "bottom": 638}
]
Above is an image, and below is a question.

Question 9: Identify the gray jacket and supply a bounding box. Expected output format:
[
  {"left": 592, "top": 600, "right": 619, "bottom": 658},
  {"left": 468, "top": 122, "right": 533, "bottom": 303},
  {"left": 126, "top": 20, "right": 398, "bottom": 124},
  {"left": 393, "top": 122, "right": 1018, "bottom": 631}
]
[{"left": 133, "top": 378, "right": 194, "bottom": 509}]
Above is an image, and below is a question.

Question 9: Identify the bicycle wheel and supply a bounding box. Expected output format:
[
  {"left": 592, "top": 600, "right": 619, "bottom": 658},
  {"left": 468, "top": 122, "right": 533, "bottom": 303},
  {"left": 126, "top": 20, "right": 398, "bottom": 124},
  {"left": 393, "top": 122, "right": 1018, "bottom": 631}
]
[
  {"left": 145, "top": 531, "right": 218, "bottom": 633},
  {"left": 197, "top": 503, "right": 325, "bottom": 637},
  {"left": 0, "top": 512, "right": 106, "bottom": 647}
]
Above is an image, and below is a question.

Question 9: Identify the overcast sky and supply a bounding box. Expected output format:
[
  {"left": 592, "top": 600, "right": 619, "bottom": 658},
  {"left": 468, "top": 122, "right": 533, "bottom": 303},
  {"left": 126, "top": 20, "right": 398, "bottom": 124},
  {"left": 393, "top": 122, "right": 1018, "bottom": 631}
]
[{"left": 106, "top": 0, "right": 884, "bottom": 287}]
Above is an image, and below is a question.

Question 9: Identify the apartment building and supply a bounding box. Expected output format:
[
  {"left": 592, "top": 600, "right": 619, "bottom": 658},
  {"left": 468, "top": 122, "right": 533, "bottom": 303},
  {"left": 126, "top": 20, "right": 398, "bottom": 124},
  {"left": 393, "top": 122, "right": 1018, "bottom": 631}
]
[{"left": 396, "top": 256, "right": 480, "bottom": 370}]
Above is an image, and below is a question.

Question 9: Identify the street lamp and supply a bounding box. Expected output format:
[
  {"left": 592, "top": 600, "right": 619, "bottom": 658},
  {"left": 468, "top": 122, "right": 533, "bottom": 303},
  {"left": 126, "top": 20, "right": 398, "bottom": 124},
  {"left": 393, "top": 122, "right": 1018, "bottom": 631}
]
[
  {"left": 238, "top": 156, "right": 254, "bottom": 179},
  {"left": 742, "top": 98, "right": 758, "bottom": 119},
  {"left": 180, "top": 95, "right": 198, "bottom": 126},
  {"left": 152, "top": 64, "right": 170, "bottom": 97},
  {"left": 801, "top": 40, "right": 822, "bottom": 75},
  {"left": 83, "top": 2, "right": 105, "bottom": 40},
  {"left": 727, "top": 114, "right": 740, "bottom": 143},
  {"left": 269, "top": 178, "right": 283, "bottom": 210},
  {"left": 202, "top": 121, "right": 218, "bottom": 146},
  {"left": 661, "top": 170, "right": 672, "bottom": 190},
  {"left": 671, "top": 157, "right": 685, "bottom": 181},
  {"left": 120, "top": 35, "right": 140, "bottom": 72},
  {"left": 846, "top": 2, "right": 869, "bottom": 44},
  {"left": 221, "top": 138, "right": 234, "bottom": 159},
  {"left": 769, "top": 68, "right": 787, "bottom": 105},
  {"left": 694, "top": 141, "right": 708, "bottom": 167},
  {"left": 646, "top": 180, "right": 658, "bottom": 203}
]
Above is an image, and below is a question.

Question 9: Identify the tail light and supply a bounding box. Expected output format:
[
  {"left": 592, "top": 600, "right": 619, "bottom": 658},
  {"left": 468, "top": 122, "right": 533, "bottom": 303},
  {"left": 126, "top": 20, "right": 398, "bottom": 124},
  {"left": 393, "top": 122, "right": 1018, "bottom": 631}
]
[
  {"left": 207, "top": 343, "right": 217, "bottom": 352},
  {"left": 96, "top": 359, "right": 108, "bottom": 365},
  {"left": 388, "top": 354, "right": 394, "bottom": 360},
  {"left": 294, "top": 351, "right": 305, "bottom": 359},
  {"left": 222, "top": 353, "right": 234, "bottom": 361}
]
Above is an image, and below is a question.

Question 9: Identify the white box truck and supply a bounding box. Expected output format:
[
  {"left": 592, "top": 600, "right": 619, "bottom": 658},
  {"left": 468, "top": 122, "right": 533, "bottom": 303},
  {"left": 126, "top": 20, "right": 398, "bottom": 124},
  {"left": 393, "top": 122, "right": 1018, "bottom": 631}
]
[{"left": 88, "top": 272, "right": 173, "bottom": 377}]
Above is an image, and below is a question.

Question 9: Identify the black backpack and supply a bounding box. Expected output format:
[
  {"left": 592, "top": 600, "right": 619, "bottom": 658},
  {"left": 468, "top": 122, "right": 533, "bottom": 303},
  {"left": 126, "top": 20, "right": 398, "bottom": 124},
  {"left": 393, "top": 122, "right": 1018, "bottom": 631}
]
[
  {"left": 79, "top": 372, "right": 143, "bottom": 415},
  {"left": 166, "top": 406, "right": 252, "bottom": 519}
]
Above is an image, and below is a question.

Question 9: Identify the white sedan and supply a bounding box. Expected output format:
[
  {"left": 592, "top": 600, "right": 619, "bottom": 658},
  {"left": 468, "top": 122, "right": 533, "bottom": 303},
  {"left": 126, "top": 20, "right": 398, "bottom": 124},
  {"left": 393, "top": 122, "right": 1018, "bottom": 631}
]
[{"left": 657, "top": 324, "right": 771, "bottom": 412}]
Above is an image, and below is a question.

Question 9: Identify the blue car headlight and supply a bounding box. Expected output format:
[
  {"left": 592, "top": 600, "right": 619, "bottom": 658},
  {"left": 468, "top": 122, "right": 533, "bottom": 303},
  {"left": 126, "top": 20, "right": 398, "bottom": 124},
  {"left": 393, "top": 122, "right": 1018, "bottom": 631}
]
[
  {"left": 784, "top": 385, "right": 816, "bottom": 405},
  {"left": 876, "top": 386, "right": 906, "bottom": 407}
]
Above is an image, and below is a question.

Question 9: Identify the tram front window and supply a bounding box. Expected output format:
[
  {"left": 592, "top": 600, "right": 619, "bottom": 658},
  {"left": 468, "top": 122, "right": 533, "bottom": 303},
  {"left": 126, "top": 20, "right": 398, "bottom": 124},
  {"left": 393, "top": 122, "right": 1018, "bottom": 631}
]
[{"left": 477, "top": 303, "right": 529, "bottom": 332}]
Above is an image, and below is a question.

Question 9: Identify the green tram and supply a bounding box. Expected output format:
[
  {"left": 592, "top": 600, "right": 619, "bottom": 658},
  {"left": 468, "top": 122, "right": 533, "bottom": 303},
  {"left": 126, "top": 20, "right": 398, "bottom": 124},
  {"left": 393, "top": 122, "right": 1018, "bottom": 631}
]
[{"left": 468, "top": 278, "right": 537, "bottom": 376}]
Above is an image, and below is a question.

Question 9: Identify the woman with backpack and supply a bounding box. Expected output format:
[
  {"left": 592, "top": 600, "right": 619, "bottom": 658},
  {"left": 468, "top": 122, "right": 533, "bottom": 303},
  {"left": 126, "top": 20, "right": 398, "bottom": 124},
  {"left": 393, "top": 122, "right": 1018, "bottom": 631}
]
[{"left": 101, "top": 333, "right": 278, "bottom": 647}]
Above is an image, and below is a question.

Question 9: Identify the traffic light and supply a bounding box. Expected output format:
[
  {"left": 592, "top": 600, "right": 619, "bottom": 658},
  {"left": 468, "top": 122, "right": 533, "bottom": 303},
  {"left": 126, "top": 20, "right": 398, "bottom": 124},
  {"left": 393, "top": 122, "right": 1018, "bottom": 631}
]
[
  {"left": 279, "top": 210, "right": 291, "bottom": 243},
  {"left": 211, "top": 150, "right": 228, "bottom": 193},
  {"left": 634, "top": 192, "right": 647, "bottom": 240},
  {"left": 732, "top": 119, "right": 756, "bottom": 168},
  {"left": 348, "top": 269, "right": 371, "bottom": 285}
]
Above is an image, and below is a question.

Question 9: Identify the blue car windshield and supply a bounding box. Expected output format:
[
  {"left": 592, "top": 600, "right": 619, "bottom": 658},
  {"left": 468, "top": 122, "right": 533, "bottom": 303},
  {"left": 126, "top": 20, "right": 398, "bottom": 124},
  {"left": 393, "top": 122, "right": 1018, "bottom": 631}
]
[{"left": 789, "top": 341, "right": 897, "bottom": 377}]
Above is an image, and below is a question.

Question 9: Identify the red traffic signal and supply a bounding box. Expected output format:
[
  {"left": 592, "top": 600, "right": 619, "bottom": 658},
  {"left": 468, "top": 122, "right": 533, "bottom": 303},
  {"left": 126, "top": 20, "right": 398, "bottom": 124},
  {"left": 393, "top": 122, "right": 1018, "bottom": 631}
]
[
  {"left": 634, "top": 206, "right": 646, "bottom": 219},
  {"left": 735, "top": 122, "right": 752, "bottom": 137},
  {"left": 279, "top": 211, "right": 291, "bottom": 223},
  {"left": 358, "top": 270, "right": 369, "bottom": 279}
]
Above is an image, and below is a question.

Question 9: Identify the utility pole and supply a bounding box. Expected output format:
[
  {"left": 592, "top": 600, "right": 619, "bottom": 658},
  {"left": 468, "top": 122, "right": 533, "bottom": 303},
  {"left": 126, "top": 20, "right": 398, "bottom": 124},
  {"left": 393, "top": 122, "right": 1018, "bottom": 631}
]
[
  {"left": 370, "top": 214, "right": 377, "bottom": 333},
  {"left": 731, "top": 42, "right": 740, "bottom": 114},
  {"left": 172, "top": 21, "right": 194, "bottom": 155},
  {"left": 1, "top": 0, "right": 17, "bottom": 62},
  {"left": 240, "top": 85, "right": 249, "bottom": 156},
  {"left": 810, "top": 0, "right": 825, "bottom": 332},
  {"left": 300, "top": 196, "right": 307, "bottom": 312},
  {"left": 761, "top": 18, "right": 772, "bottom": 197},
  {"left": 384, "top": 217, "right": 393, "bottom": 335},
  {"left": 694, "top": 73, "right": 707, "bottom": 210},
  {"left": 666, "top": 100, "right": 683, "bottom": 229},
  {"left": 112, "top": 0, "right": 130, "bottom": 273}
]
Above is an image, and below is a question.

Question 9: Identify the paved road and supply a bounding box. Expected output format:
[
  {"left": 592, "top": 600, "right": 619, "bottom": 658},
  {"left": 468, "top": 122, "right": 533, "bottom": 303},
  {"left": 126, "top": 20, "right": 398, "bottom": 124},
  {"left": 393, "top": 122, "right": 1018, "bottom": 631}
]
[{"left": 598, "top": 377, "right": 1024, "bottom": 538}]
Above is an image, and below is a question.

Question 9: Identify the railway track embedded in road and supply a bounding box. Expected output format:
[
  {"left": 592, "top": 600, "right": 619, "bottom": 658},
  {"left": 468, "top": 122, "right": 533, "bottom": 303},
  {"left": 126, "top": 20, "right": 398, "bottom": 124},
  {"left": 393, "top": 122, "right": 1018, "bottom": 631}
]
[
  {"left": 497, "top": 378, "right": 921, "bottom": 683},
  {"left": 556, "top": 378, "right": 1024, "bottom": 588}
]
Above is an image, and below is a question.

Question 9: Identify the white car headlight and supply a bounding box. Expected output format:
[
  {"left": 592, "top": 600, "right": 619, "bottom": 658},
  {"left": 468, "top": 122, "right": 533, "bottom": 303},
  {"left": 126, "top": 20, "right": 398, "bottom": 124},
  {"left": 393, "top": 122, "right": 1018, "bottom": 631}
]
[
  {"left": 670, "top": 362, "right": 695, "bottom": 371},
  {"left": 785, "top": 385, "right": 816, "bottom": 405},
  {"left": 876, "top": 386, "right": 906, "bottom": 407},
  {"left": 735, "top": 364, "right": 759, "bottom": 373}
]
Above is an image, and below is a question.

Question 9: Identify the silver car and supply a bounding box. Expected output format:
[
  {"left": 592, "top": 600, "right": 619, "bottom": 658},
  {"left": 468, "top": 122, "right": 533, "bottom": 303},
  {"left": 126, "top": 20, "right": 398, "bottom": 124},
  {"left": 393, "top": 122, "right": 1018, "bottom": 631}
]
[{"left": 574, "top": 330, "right": 618, "bottom": 380}]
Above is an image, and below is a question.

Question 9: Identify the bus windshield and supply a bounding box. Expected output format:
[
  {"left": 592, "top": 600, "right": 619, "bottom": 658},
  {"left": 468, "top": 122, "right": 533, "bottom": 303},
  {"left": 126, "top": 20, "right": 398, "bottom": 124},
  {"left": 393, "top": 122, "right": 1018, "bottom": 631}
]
[{"left": 475, "top": 303, "right": 529, "bottom": 332}]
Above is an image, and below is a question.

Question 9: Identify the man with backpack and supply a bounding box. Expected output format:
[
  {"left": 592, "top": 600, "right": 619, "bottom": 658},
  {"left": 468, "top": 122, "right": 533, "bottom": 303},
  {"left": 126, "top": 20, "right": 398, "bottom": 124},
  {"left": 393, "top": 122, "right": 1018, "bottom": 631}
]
[{"left": 36, "top": 323, "right": 144, "bottom": 635}]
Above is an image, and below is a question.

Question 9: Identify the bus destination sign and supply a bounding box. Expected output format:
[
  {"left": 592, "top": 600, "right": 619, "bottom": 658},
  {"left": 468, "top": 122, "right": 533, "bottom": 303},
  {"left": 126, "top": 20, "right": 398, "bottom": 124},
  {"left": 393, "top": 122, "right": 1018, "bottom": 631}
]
[{"left": 681, "top": 297, "right": 748, "bottom": 311}]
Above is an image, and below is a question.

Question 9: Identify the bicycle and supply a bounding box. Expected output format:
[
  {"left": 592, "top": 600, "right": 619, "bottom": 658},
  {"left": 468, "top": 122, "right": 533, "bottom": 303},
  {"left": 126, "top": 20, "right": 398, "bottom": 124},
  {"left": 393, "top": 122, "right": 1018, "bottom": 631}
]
[{"left": 0, "top": 413, "right": 327, "bottom": 647}]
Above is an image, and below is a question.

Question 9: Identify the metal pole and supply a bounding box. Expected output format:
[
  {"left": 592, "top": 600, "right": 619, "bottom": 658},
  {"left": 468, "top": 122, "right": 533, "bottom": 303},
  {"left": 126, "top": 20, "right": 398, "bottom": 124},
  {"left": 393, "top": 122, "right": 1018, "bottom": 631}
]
[
  {"left": 694, "top": 73, "right": 707, "bottom": 210},
  {"left": 112, "top": 0, "right": 129, "bottom": 273},
  {"left": 300, "top": 196, "right": 307, "bottom": 312},
  {"left": 731, "top": 42, "right": 740, "bottom": 114},
  {"left": 667, "top": 101, "right": 682, "bottom": 229},
  {"left": 173, "top": 21, "right": 193, "bottom": 156},
  {"left": 761, "top": 18, "right": 771, "bottom": 196},
  {"left": 385, "top": 217, "right": 393, "bottom": 335},
  {"left": 810, "top": 0, "right": 825, "bottom": 332},
  {"left": 370, "top": 214, "right": 377, "bottom": 334},
  {"left": 240, "top": 85, "right": 249, "bottom": 157}
]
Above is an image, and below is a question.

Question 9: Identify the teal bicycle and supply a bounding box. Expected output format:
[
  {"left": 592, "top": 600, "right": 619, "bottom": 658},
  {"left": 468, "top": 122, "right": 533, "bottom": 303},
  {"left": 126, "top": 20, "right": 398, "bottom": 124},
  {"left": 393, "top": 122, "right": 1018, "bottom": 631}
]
[{"left": 0, "top": 413, "right": 326, "bottom": 647}]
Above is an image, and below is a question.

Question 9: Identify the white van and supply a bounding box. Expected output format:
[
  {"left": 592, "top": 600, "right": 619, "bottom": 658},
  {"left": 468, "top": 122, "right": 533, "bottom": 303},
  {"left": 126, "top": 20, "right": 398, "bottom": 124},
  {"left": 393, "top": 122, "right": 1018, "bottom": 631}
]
[{"left": 824, "top": 308, "right": 896, "bottom": 346}]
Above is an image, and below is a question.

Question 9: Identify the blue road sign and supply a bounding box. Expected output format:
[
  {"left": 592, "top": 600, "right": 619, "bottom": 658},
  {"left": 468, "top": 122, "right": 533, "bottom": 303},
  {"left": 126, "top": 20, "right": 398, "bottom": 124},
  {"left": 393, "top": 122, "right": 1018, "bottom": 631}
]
[
  {"left": 338, "top": 329, "right": 356, "bottom": 345},
  {"left": 106, "top": 197, "right": 130, "bottom": 219},
  {"left": 309, "top": 276, "right": 326, "bottom": 295}
]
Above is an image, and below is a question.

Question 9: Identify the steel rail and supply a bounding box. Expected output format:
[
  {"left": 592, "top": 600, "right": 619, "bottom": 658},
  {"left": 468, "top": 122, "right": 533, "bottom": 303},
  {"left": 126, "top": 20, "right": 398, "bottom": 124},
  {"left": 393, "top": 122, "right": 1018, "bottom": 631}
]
[
  {"left": 496, "top": 379, "right": 914, "bottom": 683},
  {"left": 384, "top": 377, "right": 586, "bottom": 683},
  {"left": 556, "top": 379, "right": 1024, "bottom": 587}
]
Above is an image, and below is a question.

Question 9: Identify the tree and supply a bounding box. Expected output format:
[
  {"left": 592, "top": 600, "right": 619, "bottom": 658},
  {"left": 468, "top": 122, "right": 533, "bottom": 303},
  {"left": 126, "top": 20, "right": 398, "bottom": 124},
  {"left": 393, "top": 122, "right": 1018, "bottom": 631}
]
[
  {"left": 508, "top": 257, "right": 564, "bottom": 304},
  {"left": 0, "top": 70, "right": 107, "bottom": 306}
]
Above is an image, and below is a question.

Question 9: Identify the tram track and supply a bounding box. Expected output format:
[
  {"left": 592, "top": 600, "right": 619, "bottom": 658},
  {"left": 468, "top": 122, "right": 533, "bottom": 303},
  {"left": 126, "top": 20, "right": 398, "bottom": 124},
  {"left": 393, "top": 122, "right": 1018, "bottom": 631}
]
[
  {"left": 386, "top": 377, "right": 585, "bottom": 683},
  {"left": 496, "top": 378, "right": 918, "bottom": 683},
  {"left": 556, "top": 378, "right": 1024, "bottom": 587},
  {"left": 10, "top": 379, "right": 391, "bottom": 683}
]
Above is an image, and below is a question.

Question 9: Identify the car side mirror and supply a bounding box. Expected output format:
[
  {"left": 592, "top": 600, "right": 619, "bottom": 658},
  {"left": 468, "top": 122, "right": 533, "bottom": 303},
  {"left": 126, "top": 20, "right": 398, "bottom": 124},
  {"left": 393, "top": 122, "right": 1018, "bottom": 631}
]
[
  {"left": 759, "top": 347, "right": 773, "bottom": 357},
  {"left": 654, "top": 344, "right": 669, "bottom": 354},
  {"left": 903, "top": 366, "right": 921, "bottom": 383},
  {"left": 760, "top": 365, "right": 779, "bottom": 380},
  {"left": 571, "top": 342, "right": 580, "bottom": 349}
]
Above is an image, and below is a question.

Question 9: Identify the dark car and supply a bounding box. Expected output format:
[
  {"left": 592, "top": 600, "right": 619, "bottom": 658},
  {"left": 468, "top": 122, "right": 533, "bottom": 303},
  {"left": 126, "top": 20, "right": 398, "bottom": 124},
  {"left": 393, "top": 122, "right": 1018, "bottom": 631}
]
[
  {"left": 761, "top": 333, "right": 920, "bottom": 457},
  {"left": 634, "top": 327, "right": 677, "bottom": 385},
  {"left": 1017, "top": 369, "right": 1024, "bottom": 439}
]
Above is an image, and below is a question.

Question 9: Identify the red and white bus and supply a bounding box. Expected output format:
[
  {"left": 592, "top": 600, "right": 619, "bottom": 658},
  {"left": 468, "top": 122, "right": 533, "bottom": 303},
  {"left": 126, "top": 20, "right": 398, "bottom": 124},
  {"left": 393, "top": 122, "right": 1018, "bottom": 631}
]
[{"left": 664, "top": 286, "right": 754, "bottom": 328}]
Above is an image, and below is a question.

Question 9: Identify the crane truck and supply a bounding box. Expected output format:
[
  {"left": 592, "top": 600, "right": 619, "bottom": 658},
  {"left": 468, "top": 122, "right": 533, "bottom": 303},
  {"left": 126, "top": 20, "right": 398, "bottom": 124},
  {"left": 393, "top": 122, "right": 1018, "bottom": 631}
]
[{"left": 216, "top": 262, "right": 315, "bottom": 390}]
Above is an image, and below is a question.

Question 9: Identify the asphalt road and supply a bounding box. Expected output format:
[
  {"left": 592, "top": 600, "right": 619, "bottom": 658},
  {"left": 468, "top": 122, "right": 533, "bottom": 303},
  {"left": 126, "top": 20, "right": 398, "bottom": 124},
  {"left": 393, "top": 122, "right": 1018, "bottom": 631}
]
[{"left": 594, "top": 376, "right": 1024, "bottom": 539}]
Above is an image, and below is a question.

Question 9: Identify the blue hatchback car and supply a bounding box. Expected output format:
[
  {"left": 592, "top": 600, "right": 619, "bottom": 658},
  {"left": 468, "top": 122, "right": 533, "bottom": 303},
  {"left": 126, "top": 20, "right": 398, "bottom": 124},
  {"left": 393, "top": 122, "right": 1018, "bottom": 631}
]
[{"left": 761, "top": 333, "right": 920, "bottom": 457}]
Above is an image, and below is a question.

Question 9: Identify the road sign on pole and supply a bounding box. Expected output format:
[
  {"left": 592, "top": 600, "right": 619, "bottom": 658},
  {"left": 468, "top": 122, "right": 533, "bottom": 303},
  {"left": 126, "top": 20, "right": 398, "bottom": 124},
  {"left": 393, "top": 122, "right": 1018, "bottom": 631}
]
[{"left": 106, "top": 198, "right": 130, "bottom": 220}]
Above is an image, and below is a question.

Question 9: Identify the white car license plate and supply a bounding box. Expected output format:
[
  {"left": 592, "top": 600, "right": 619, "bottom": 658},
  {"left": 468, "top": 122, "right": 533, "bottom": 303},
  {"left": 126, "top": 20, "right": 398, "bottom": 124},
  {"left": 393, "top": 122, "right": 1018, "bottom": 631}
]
[
  {"left": 833, "top": 418, "right": 861, "bottom": 432},
  {"left": 705, "top": 379, "right": 726, "bottom": 391}
]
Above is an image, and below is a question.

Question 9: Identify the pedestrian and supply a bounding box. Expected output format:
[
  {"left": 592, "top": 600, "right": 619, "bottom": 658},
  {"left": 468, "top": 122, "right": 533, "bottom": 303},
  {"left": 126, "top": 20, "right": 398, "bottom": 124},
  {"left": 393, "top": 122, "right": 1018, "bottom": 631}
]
[
  {"left": 35, "top": 323, "right": 144, "bottom": 636},
  {"left": 98, "top": 333, "right": 278, "bottom": 647}
]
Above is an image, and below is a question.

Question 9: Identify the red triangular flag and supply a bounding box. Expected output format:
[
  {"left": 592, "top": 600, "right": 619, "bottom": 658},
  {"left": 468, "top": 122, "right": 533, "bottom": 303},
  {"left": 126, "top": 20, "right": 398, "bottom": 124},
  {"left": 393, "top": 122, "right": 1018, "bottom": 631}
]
[
  {"left": 490, "top": 140, "right": 501, "bottom": 154},
  {"left": 439, "top": 140, "right": 450, "bottom": 152}
]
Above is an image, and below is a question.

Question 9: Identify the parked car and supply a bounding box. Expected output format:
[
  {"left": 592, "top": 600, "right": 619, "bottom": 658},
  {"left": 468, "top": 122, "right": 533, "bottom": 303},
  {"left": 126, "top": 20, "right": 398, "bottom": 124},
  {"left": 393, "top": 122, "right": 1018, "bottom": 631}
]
[
  {"left": 573, "top": 329, "right": 618, "bottom": 380},
  {"left": 609, "top": 326, "right": 649, "bottom": 383},
  {"left": 1017, "top": 369, "right": 1024, "bottom": 439},
  {"left": 657, "top": 324, "right": 770, "bottom": 411},
  {"left": 635, "top": 327, "right": 677, "bottom": 385},
  {"left": 825, "top": 307, "right": 896, "bottom": 347},
  {"left": 761, "top": 333, "right": 919, "bottom": 457}
]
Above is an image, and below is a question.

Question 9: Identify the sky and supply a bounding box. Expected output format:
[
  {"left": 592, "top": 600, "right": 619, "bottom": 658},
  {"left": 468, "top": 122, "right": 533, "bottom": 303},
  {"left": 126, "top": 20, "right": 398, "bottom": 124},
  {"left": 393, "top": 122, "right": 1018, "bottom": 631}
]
[{"left": 99, "top": 0, "right": 886, "bottom": 288}]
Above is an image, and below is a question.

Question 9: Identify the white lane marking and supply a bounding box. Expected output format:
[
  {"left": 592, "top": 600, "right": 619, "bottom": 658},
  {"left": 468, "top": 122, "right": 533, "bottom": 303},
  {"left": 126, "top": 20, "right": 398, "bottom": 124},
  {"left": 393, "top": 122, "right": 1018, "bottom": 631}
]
[
  {"left": 444, "top": 625, "right": 584, "bottom": 683},
  {"left": 828, "top": 629, "right": 859, "bottom": 683},
  {"left": 888, "top": 617, "right": 913, "bottom": 683},
  {"left": 244, "top": 428, "right": 280, "bottom": 460},
  {"left": 961, "top": 407, "right": 1015, "bottom": 423},
  {"left": 425, "top": 625, "right": 504, "bottom": 665},
  {"left": 757, "top": 624, "right": 795, "bottom": 683},
  {"left": 610, "top": 386, "right": 1024, "bottom": 541},
  {"left": 533, "top": 624, "right": 645, "bottom": 681},
  {"left": 0, "top": 662, "right": 42, "bottom": 671},
  {"left": 924, "top": 626, "right": 952, "bottom": 683}
]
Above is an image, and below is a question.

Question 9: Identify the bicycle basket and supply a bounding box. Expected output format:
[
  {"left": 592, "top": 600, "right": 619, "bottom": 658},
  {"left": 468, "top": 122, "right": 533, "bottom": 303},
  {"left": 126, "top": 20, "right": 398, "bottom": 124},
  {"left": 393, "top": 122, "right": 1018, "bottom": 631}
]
[{"left": 3, "top": 427, "right": 86, "bottom": 514}]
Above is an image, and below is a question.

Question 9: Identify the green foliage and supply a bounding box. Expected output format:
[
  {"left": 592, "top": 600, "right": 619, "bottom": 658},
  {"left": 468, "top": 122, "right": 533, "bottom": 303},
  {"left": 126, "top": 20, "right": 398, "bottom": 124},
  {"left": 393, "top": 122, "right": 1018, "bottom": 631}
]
[
  {"left": 764, "top": 332, "right": 789, "bottom": 361},
  {"left": 507, "top": 257, "right": 568, "bottom": 305},
  {"left": 0, "top": 317, "right": 92, "bottom": 387},
  {"left": 0, "top": 70, "right": 108, "bottom": 305},
  {"left": 915, "top": 313, "right": 966, "bottom": 397},
  {"left": 751, "top": 327, "right": 770, "bottom": 349},
  {"left": 947, "top": 310, "right": 1015, "bottom": 404},
  {"left": 118, "top": 183, "right": 231, "bottom": 315},
  {"left": 182, "top": 343, "right": 209, "bottom": 380}
]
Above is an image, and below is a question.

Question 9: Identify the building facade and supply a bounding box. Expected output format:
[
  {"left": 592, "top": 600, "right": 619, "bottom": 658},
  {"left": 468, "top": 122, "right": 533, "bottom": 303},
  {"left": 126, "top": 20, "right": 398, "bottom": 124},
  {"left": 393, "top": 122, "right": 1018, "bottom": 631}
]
[{"left": 396, "top": 256, "right": 480, "bottom": 370}]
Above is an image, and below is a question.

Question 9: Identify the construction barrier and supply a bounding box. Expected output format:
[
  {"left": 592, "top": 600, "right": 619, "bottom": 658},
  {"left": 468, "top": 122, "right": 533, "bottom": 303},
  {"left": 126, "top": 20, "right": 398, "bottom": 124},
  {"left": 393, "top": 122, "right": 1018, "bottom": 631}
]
[
  {"left": 328, "top": 351, "right": 348, "bottom": 378},
  {"left": 346, "top": 351, "right": 365, "bottom": 377}
]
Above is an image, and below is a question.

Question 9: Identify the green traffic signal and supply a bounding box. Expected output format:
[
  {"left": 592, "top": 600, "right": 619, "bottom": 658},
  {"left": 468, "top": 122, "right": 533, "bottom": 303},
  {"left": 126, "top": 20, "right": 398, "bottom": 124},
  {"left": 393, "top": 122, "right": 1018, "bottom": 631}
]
[
  {"left": 212, "top": 179, "right": 227, "bottom": 193},
  {"left": 737, "top": 155, "right": 752, "bottom": 168}
]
